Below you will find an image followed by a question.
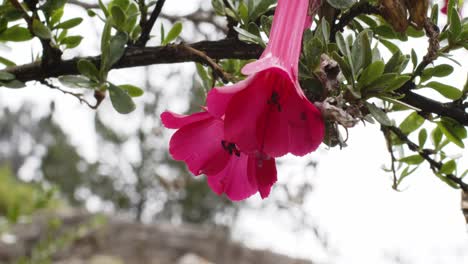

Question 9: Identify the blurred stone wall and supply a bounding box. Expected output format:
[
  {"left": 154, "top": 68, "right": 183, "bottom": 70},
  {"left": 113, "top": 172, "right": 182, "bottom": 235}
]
[{"left": 0, "top": 211, "right": 312, "bottom": 264}]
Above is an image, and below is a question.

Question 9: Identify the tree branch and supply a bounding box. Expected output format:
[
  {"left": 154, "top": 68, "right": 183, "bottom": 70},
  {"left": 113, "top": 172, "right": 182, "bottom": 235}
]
[
  {"left": 387, "top": 125, "right": 468, "bottom": 192},
  {"left": 400, "top": 89, "right": 468, "bottom": 126},
  {"left": 135, "top": 0, "right": 166, "bottom": 47},
  {"left": 330, "top": 2, "right": 380, "bottom": 41},
  {"left": 6, "top": 39, "right": 263, "bottom": 82}
]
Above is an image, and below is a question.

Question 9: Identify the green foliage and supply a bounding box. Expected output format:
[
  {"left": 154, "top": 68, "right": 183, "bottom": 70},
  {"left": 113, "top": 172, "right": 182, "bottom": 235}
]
[{"left": 0, "top": 166, "right": 56, "bottom": 223}]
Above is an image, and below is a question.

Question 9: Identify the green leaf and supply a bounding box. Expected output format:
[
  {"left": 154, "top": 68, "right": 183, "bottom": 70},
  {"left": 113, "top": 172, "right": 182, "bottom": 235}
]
[
  {"left": 418, "top": 128, "right": 427, "bottom": 148},
  {"left": 249, "top": 0, "right": 275, "bottom": 21},
  {"left": 0, "top": 57, "right": 15, "bottom": 67},
  {"left": 327, "top": 0, "right": 356, "bottom": 9},
  {"left": 108, "top": 32, "right": 128, "bottom": 68},
  {"left": 431, "top": 126, "right": 443, "bottom": 148},
  {"left": 378, "top": 38, "right": 400, "bottom": 53},
  {"left": 55, "top": 17, "right": 83, "bottom": 29},
  {"left": 440, "top": 160, "right": 457, "bottom": 175},
  {"left": 365, "top": 102, "right": 392, "bottom": 126},
  {"left": 0, "top": 26, "right": 33, "bottom": 42},
  {"left": 211, "top": 0, "right": 225, "bottom": 16},
  {"left": 61, "top": 36, "right": 83, "bottom": 49},
  {"left": 99, "top": 0, "right": 110, "bottom": 17},
  {"left": 162, "top": 22, "right": 183, "bottom": 45},
  {"left": 32, "top": 19, "right": 52, "bottom": 39},
  {"left": 234, "top": 27, "right": 265, "bottom": 47},
  {"left": 399, "top": 112, "right": 425, "bottom": 135},
  {"left": 424, "top": 81, "right": 462, "bottom": 100},
  {"left": 0, "top": 71, "right": 15, "bottom": 81},
  {"left": 411, "top": 49, "right": 418, "bottom": 70},
  {"left": 260, "top": 15, "right": 272, "bottom": 36},
  {"left": 384, "top": 51, "right": 403, "bottom": 73},
  {"left": 383, "top": 75, "right": 411, "bottom": 92},
  {"left": 58, "top": 75, "right": 94, "bottom": 88},
  {"left": 77, "top": 60, "right": 100, "bottom": 81},
  {"left": 422, "top": 64, "right": 454, "bottom": 79},
  {"left": 437, "top": 120, "right": 465, "bottom": 148},
  {"left": 1, "top": 80, "right": 25, "bottom": 89},
  {"left": 108, "top": 83, "right": 136, "bottom": 114},
  {"left": 50, "top": 8, "right": 64, "bottom": 26},
  {"left": 449, "top": 7, "right": 462, "bottom": 41},
  {"left": 359, "top": 61, "right": 385, "bottom": 87},
  {"left": 119, "top": 84, "right": 144, "bottom": 97},
  {"left": 111, "top": 5, "right": 127, "bottom": 29},
  {"left": 399, "top": 155, "right": 424, "bottom": 165},
  {"left": 352, "top": 30, "right": 372, "bottom": 73},
  {"left": 430, "top": 4, "right": 439, "bottom": 24}
]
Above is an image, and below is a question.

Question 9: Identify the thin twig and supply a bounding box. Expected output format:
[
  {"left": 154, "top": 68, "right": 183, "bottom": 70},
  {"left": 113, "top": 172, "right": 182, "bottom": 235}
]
[
  {"left": 411, "top": 18, "right": 440, "bottom": 81},
  {"left": 135, "top": 0, "right": 166, "bottom": 47},
  {"left": 41, "top": 80, "right": 101, "bottom": 109},
  {"left": 180, "top": 44, "right": 232, "bottom": 83},
  {"left": 387, "top": 125, "right": 468, "bottom": 192}
]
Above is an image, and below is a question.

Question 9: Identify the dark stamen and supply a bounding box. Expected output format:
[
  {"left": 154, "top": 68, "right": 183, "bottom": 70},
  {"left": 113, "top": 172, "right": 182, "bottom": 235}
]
[
  {"left": 221, "top": 140, "right": 241, "bottom": 156},
  {"left": 267, "top": 91, "right": 282, "bottom": 112}
]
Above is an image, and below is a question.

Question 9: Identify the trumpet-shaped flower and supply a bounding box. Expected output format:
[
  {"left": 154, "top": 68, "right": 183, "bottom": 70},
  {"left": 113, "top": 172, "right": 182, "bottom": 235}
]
[
  {"left": 161, "top": 110, "right": 277, "bottom": 200},
  {"left": 207, "top": 0, "right": 324, "bottom": 158}
]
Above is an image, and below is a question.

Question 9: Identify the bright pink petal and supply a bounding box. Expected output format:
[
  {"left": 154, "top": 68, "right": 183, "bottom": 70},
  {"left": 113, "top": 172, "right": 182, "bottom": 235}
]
[
  {"left": 248, "top": 156, "right": 277, "bottom": 199},
  {"left": 206, "top": 79, "right": 253, "bottom": 118},
  {"left": 207, "top": 153, "right": 258, "bottom": 201},
  {"left": 169, "top": 117, "right": 229, "bottom": 175},
  {"left": 261, "top": 83, "right": 324, "bottom": 157},
  {"left": 161, "top": 111, "right": 211, "bottom": 129},
  {"left": 223, "top": 74, "right": 272, "bottom": 153},
  {"left": 441, "top": 0, "right": 448, "bottom": 14}
]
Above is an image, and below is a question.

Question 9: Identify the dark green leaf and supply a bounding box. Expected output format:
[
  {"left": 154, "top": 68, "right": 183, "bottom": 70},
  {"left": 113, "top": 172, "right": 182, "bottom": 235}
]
[
  {"left": 399, "top": 155, "right": 424, "bottom": 165},
  {"left": 327, "top": 0, "right": 356, "bottom": 9},
  {"left": 111, "top": 5, "right": 127, "bottom": 29},
  {"left": 108, "top": 32, "right": 128, "bottom": 68},
  {"left": 55, "top": 18, "right": 83, "bottom": 29},
  {"left": 399, "top": 112, "right": 425, "bottom": 135},
  {"left": 61, "top": 36, "right": 83, "bottom": 49},
  {"left": 437, "top": 120, "right": 465, "bottom": 148},
  {"left": 449, "top": 7, "right": 462, "bottom": 41},
  {"left": 162, "top": 22, "right": 183, "bottom": 45},
  {"left": 424, "top": 81, "right": 462, "bottom": 100},
  {"left": 418, "top": 128, "right": 427, "bottom": 148},
  {"left": 441, "top": 160, "right": 457, "bottom": 174},
  {"left": 0, "top": 71, "right": 15, "bottom": 81},
  {"left": 119, "top": 84, "right": 144, "bottom": 97},
  {"left": 359, "top": 60, "right": 385, "bottom": 87},
  {"left": 108, "top": 83, "right": 136, "bottom": 114},
  {"left": 32, "top": 19, "right": 52, "bottom": 39},
  {"left": 77, "top": 59, "right": 100, "bottom": 81},
  {"left": 365, "top": 102, "right": 392, "bottom": 126},
  {"left": 0, "top": 26, "right": 33, "bottom": 42},
  {"left": 1, "top": 80, "right": 25, "bottom": 89},
  {"left": 0, "top": 57, "right": 15, "bottom": 67},
  {"left": 431, "top": 126, "right": 443, "bottom": 148},
  {"left": 58, "top": 75, "right": 95, "bottom": 88}
]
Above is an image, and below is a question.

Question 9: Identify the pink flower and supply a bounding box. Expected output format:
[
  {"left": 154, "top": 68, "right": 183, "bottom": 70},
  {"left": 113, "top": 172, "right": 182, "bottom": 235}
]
[
  {"left": 442, "top": 0, "right": 448, "bottom": 14},
  {"left": 161, "top": 110, "right": 277, "bottom": 200},
  {"left": 207, "top": 0, "right": 324, "bottom": 158}
]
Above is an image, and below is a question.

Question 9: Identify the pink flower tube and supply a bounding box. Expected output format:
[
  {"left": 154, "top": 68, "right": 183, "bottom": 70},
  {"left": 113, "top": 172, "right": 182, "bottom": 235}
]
[{"left": 207, "top": 0, "right": 325, "bottom": 158}]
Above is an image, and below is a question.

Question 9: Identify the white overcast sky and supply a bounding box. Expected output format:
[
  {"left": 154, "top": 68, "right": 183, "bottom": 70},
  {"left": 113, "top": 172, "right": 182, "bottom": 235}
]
[{"left": 1, "top": 1, "right": 467, "bottom": 263}]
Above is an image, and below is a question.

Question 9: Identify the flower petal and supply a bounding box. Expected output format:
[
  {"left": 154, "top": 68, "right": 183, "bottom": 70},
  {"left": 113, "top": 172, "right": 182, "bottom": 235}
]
[
  {"left": 207, "top": 153, "right": 258, "bottom": 201},
  {"left": 161, "top": 111, "right": 211, "bottom": 129},
  {"left": 169, "top": 117, "right": 230, "bottom": 175},
  {"left": 223, "top": 74, "right": 272, "bottom": 153},
  {"left": 248, "top": 156, "right": 277, "bottom": 199}
]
